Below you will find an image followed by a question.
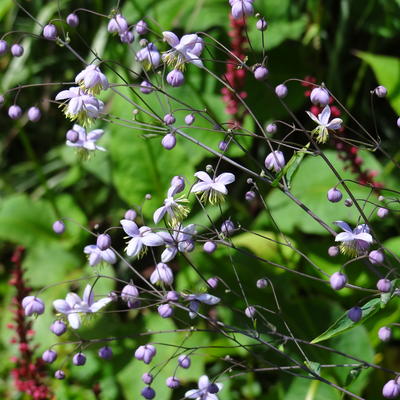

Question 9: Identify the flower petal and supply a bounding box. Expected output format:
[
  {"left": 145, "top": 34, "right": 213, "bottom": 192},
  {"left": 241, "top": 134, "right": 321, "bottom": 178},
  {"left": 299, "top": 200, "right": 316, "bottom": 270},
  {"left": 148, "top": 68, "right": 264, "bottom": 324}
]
[
  {"left": 194, "top": 171, "right": 212, "bottom": 182},
  {"left": 211, "top": 182, "right": 228, "bottom": 194},
  {"left": 68, "top": 312, "right": 81, "bottom": 329},
  {"left": 90, "top": 297, "right": 112, "bottom": 312},
  {"left": 318, "top": 105, "right": 331, "bottom": 125},
  {"left": 53, "top": 299, "right": 71, "bottom": 314},
  {"left": 83, "top": 285, "right": 94, "bottom": 306},
  {"left": 153, "top": 206, "right": 167, "bottom": 224},
  {"left": 87, "top": 129, "right": 104, "bottom": 141},
  {"left": 161, "top": 246, "right": 178, "bottom": 263},
  {"left": 66, "top": 293, "right": 82, "bottom": 308},
  {"left": 141, "top": 233, "right": 164, "bottom": 247},
  {"left": 120, "top": 219, "right": 140, "bottom": 237},
  {"left": 198, "top": 375, "right": 210, "bottom": 390},
  {"left": 335, "top": 232, "right": 354, "bottom": 242},
  {"left": 191, "top": 182, "right": 211, "bottom": 193},
  {"left": 334, "top": 221, "right": 352, "bottom": 232},
  {"left": 353, "top": 232, "right": 373, "bottom": 243},
  {"left": 326, "top": 118, "right": 342, "bottom": 130},
  {"left": 162, "top": 31, "right": 180, "bottom": 47},
  {"left": 101, "top": 249, "right": 117, "bottom": 264},
  {"left": 126, "top": 237, "right": 142, "bottom": 257},
  {"left": 185, "top": 389, "right": 201, "bottom": 399},
  {"left": 195, "top": 293, "right": 220, "bottom": 305},
  {"left": 215, "top": 172, "right": 235, "bottom": 185},
  {"left": 306, "top": 110, "right": 321, "bottom": 125}
]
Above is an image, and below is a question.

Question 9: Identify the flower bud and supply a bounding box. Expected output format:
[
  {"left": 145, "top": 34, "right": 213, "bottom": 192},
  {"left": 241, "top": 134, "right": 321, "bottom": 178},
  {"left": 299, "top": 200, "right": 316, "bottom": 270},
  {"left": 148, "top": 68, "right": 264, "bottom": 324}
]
[
  {"left": 369, "top": 250, "right": 384, "bottom": 264},
  {"left": 96, "top": 233, "right": 111, "bottom": 250},
  {"left": 142, "top": 373, "right": 153, "bottom": 384},
  {"left": 310, "top": 87, "right": 330, "bottom": 106},
  {"left": 27, "top": 106, "right": 41, "bottom": 122},
  {"left": 124, "top": 209, "right": 137, "bottom": 220},
  {"left": 397, "top": 117, "right": 400, "bottom": 128},
  {"left": 256, "top": 278, "right": 268, "bottom": 289},
  {"left": 166, "top": 376, "right": 180, "bottom": 389},
  {"left": 66, "top": 13, "right": 79, "bottom": 27},
  {"left": 52, "top": 220, "right": 65, "bottom": 234},
  {"left": 108, "top": 14, "right": 129, "bottom": 34},
  {"left": 170, "top": 175, "right": 185, "bottom": 193},
  {"left": 377, "top": 278, "right": 391, "bottom": 293},
  {"left": 378, "top": 326, "right": 392, "bottom": 342},
  {"left": 150, "top": 263, "right": 174, "bottom": 285},
  {"left": 166, "top": 291, "right": 179, "bottom": 301},
  {"left": 382, "top": 379, "right": 400, "bottom": 399},
  {"left": 0, "top": 40, "right": 8, "bottom": 55},
  {"left": 245, "top": 190, "right": 256, "bottom": 201},
  {"left": 377, "top": 207, "right": 389, "bottom": 218},
  {"left": 8, "top": 105, "right": 22, "bottom": 120},
  {"left": 221, "top": 220, "right": 235, "bottom": 236},
  {"left": 185, "top": 113, "right": 195, "bottom": 125},
  {"left": 203, "top": 241, "right": 217, "bottom": 254},
  {"left": 11, "top": 44, "right": 24, "bottom": 57},
  {"left": 328, "top": 246, "right": 339, "bottom": 257},
  {"left": 245, "top": 305, "right": 256, "bottom": 318},
  {"left": 208, "top": 383, "right": 220, "bottom": 394},
  {"left": 43, "top": 24, "right": 57, "bottom": 40},
  {"left": 162, "top": 133, "right": 176, "bottom": 150},
  {"left": 347, "top": 306, "right": 362, "bottom": 322},
  {"left": 66, "top": 129, "right": 79, "bottom": 143},
  {"left": 344, "top": 198, "right": 353, "bottom": 207},
  {"left": 135, "top": 344, "right": 156, "bottom": 364},
  {"left": 330, "top": 272, "right": 347, "bottom": 290},
  {"left": 158, "top": 303, "right": 174, "bottom": 318},
  {"left": 327, "top": 188, "right": 342, "bottom": 203},
  {"left": 98, "top": 346, "right": 113, "bottom": 359},
  {"left": 141, "top": 387, "right": 155, "bottom": 399},
  {"left": 166, "top": 69, "right": 184, "bottom": 87},
  {"left": 256, "top": 18, "right": 268, "bottom": 31},
  {"left": 178, "top": 354, "right": 191, "bottom": 368},
  {"left": 163, "top": 113, "right": 176, "bottom": 125},
  {"left": 120, "top": 30, "right": 134, "bottom": 43},
  {"left": 254, "top": 66, "right": 269, "bottom": 81},
  {"left": 375, "top": 85, "right": 387, "bottom": 98},
  {"left": 266, "top": 123, "right": 277, "bottom": 134},
  {"left": 275, "top": 84, "right": 288, "bottom": 98},
  {"left": 135, "top": 20, "right": 148, "bottom": 34},
  {"left": 22, "top": 296, "right": 45, "bottom": 316},
  {"left": 54, "top": 370, "right": 65, "bottom": 380},
  {"left": 121, "top": 284, "right": 139, "bottom": 302},
  {"left": 140, "top": 80, "right": 153, "bottom": 94},
  {"left": 207, "top": 277, "right": 219, "bottom": 289},
  {"left": 50, "top": 320, "right": 67, "bottom": 336},
  {"left": 265, "top": 150, "right": 285, "bottom": 172},
  {"left": 42, "top": 349, "right": 57, "bottom": 363},
  {"left": 73, "top": 352, "right": 86, "bottom": 366},
  {"left": 218, "top": 140, "right": 228, "bottom": 151}
]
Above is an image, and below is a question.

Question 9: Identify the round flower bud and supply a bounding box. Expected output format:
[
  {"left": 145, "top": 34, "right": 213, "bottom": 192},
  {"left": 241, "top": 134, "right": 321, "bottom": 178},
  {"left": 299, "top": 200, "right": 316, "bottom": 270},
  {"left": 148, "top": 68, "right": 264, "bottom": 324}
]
[
  {"left": 96, "top": 233, "right": 111, "bottom": 250},
  {"left": 162, "top": 133, "right": 176, "bottom": 150},
  {"left": 166, "top": 376, "right": 180, "bottom": 389},
  {"left": 52, "top": 220, "right": 65, "bottom": 234},
  {"left": 124, "top": 209, "right": 137, "bottom": 220},
  {"left": 369, "top": 250, "right": 384, "bottom": 265},
  {"left": 121, "top": 284, "right": 139, "bottom": 302},
  {"left": 0, "top": 40, "right": 8, "bottom": 55},
  {"left": 66, "top": 129, "right": 79, "bottom": 143},
  {"left": 166, "top": 290, "right": 179, "bottom": 301},
  {"left": 98, "top": 346, "right": 113, "bottom": 359},
  {"left": 140, "top": 80, "right": 153, "bottom": 94},
  {"left": 203, "top": 241, "right": 216, "bottom": 254},
  {"left": 266, "top": 123, "right": 277, "bottom": 134},
  {"left": 397, "top": 117, "right": 400, "bottom": 128},
  {"left": 327, "top": 188, "right": 342, "bottom": 203},
  {"left": 245, "top": 305, "right": 256, "bottom": 318},
  {"left": 66, "top": 13, "right": 79, "bottom": 27},
  {"left": 158, "top": 303, "right": 174, "bottom": 318},
  {"left": 27, "top": 106, "right": 41, "bottom": 122},
  {"left": 344, "top": 198, "right": 353, "bottom": 207},
  {"left": 42, "top": 349, "right": 57, "bottom": 363},
  {"left": 170, "top": 175, "right": 185, "bottom": 193},
  {"left": 375, "top": 85, "right": 387, "bottom": 98},
  {"left": 377, "top": 207, "right": 389, "bottom": 218},
  {"left": 135, "top": 345, "right": 156, "bottom": 364},
  {"left": 163, "top": 113, "right": 176, "bottom": 125},
  {"left": 254, "top": 66, "right": 269, "bottom": 81},
  {"left": 207, "top": 277, "right": 219, "bottom": 289},
  {"left": 185, "top": 113, "right": 195, "bottom": 125},
  {"left": 328, "top": 246, "right": 339, "bottom": 257},
  {"left": 43, "top": 24, "right": 57, "bottom": 40},
  {"left": 265, "top": 150, "right": 285, "bottom": 172},
  {"left": 218, "top": 140, "right": 228, "bottom": 151},
  {"left": 382, "top": 379, "right": 400, "bottom": 399},
  {"left": 330, "top": 272, "right": 347, "bottom": 290},
  {"left": 178, "top": 354, "right": 191, "bottom": 368},
  {"left": 142, "top": 373, "right": 153, "bottom": 384},
  {"left": 73, "top": 352, "right": 86, "bottom": 366},
  {"left": 119, "top": 30, "right": 135, "bottom": 44},
  {"left": 50, "top": 320, "right": 67, "bottom": 336},
  {"left": 8, "top": 105, "right": 22, "bottom": 120},
  {"left": 245, "top": 190, "right": 256, "bottom": 201},
  {"left": 378, "top": 195, "right": 385, "bottom": 202},
  {"left": 166, "top": 69, "right": 184, "bottom": 87},
  {"left": 347, "top": 306, "right": 362, "bottom": 322},
  {"left": 256, "top": 18, "right": 268, "bottom": 31},
  {"left": 208, "top": 383, "right": 220, "bottom": 394},
  {"left": 275, "top": 84, "right": 288, "bottom": 98},
  {"left": 377, "top": 278, "right": 391, "bottom": 293},
  {"left": 135, "top": 20, "right": 148, "bottom": 35},
  {"left": 54, "top": 370, "right": 65, "bottom": 380},
  {"left": 256, "top": 278, "right": 268, "bottom": 289},
  {"left": 378, "top": 326, "right": 392, "bottom": 342},
  {"left": 310, "top": 87, "right": 330, "bottom": 106},
  {"left": 22, "top": 296, "right": 45, "bottom": 316},
  {"left": 11, "top": 44, "right": 24, "bottom": 57},
  {"left": 221, "top": 220, "right": 235, "bottom": 236},
  {"left": 141, "top": 387, "right": 155, "bottom": 399}
]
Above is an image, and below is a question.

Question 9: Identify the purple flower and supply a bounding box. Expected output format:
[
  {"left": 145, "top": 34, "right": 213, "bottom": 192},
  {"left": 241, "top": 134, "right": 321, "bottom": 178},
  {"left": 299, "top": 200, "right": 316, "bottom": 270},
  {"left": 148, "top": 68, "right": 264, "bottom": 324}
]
[
  {"left": 150, "top": 263, "right": 174, "bottom": 285},
  {"left": 66, "top": 13, "right": 79, "bottom": 27},
  {"left": 0, "top": 40, "right": 8, "bottom": 55},
  {"left": 347, "top": 306, "right": 362, "bottom": 322},
  {"left": 135, "top": 20, "right": 148, "bottom": 35},
  {"left": 53, "top": 284, "right": 112, "bottom": 329},
  {"left": 163, "top": 113, "right": 176, "bottom": 125},
  {"left": 98, "top": 346, "right": 113, "bottom": 359},
  {"left": 328, "top": 246, "right": 339, "bottom": 257},
  {"left": 52, "top": 220, "right": 65, "bottom": 234},
  {"left": 73, "top": 352, "right": 86, "bottom": 366},
  {"left": 178, "top": 355, "right": 191, "bottom": 369},
  {"left": 162, "top": 133, "right": 177, "bottom": 149},
  {"left": 275, "top": 84, "right": 288, "bottom": 98},
  {"left": 167, "top": 69, "right": 185, "bottom": 87},
  {"left": 84, "top": 244, "right": 116, "bottom": 266},
  {"left": 369, "top": 250, "right": 384, "bottom": 264},
  {"left": 382, "top": 380, "right": 400, "bottom": 399},
  {"left": 124, "top": 209, "right": 137, "bottom": 221},
  {"left": 184, "top": 293, "right": 220, "bottom": 318},
  {"left": 22, "top": 296, "right": 45, "bottom": 316},
  {"left": 256, "top": 279, "right": 268, "bottom": 289},
  {"left": 265, "top": 150, "right": 285, "bottom": 172},
  {"left": 42, "top": 350, "right": 57, "bottom": 363},
  {"left": 377, "top": 207, "right": 389, "bottom": 218},
  {"left": 153, "top": 186, "right": 189, "bottom": 226},
  {"left": 245, "top": 305, "right": 256, "bottom": 318},
  {"left": 141, "top": 387, "right": 156, "bottom": 399},
  {"left": 43, "top": 24, "right": 57, "bottom": 40},
  {"left": 327, "top": 188, "right": 342, "bottom": 202},
  {"left": 54, "top": 370, "right": 65, "bottom": 380},
  {"left": 330, "top": 272, "right": 347, "bottom": 290},
  {"left": 230, "top": 0, "right": 254, "bottom": 19},
  {"left": 136, "top": 43, "right": 161, "bottom": 70},
  {"left": 203, "top": 241, "right": 217, "bottom": 254},
  {"left": 96, "top": 233, "right": 112, "bottom": 250},
  {"left": 108, "top": 14, "right": 129, "bottom": 34},
  {"left": 11, "top": 44, "right": 24, "bottom": 57},
  {"left": 191, "top": 171, "right": 235, "bottom": 204},
  {"left": 50, "top": 320, "right": 67, "bottom": 336},
  {"left": 140, "top": 80, "right": 154, "bottom": 94},
  {"left": 306, "top": 105, "right": 343, "bottom": 143},
  {"left": 66, "top": 124, "right": 106, "bottom": 154},
  {"left": 310, "top": 87, "right": 330, "bottom": 106},
  {"left": 221, "top": 220, "right": 235, "bottom": 236},
  {"left": 135, "top": 344, "right": 156, "bottom": 364},
  {"left": 27, "top": 106, "right": 41, "bottom": 122},
  {"left": 334, "top": 221, "right": 373, "bottom": 256},
  {"left": 121, "top": 284, "right": 139, "bottom": 304},
  {"left": 158, "top": 303, "right": 174, "bottom": 318},
  {"left": 378, "top": 327, "right": 392, "bottom": 342},
  {"left": 254, "top": 66, "right": 268, "bottom": 81},
  {"left": 119, "top": 30, "right": 135, "bottom": 44},
  {"left": 266, "top": 123, "right": 277, "bottom": 134},
  {"left": 185, "top": 113, "right": 195, "bottom": 125},
  {"left": 375, "top": 85, "right": 387, "bottom": 98},
  {"left": 185, "top": 375, "right": 223, "bottom": 399},
  {"left": 256, "top": 18, "right": 268, "bottom": 31},
  {"left": 8, "top": 105, "right": 22, "bottom": 120},
  {"left": 120, "top": 219, "right": 164, "bottom": 258},
  {"left": 142, "top": 373, "right": 153, "bottom": 384},
  {"left": 170, "top": 176, "right": 185, "bottom": 194},
  {"left": 207, "top": 277, "right": 218, "bottom": 289},
  {"left": 166, "top": 376, "right": 180, "bottom": 388},
  {"left": 75, "top": 65, "right": 109, "bottom": 94},
  {"left": 377, "top": 278, "right": 391, "bottom": 293},
  {"left": 162, "top": 31, "right": 204, "bottom": 69}
]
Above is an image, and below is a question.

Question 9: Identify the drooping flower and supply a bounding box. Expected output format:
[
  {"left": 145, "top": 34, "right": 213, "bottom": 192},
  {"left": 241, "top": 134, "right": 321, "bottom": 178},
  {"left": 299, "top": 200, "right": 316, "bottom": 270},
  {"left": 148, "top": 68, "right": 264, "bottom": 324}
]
[
  {"left": 162, "top": 31, "right": 204, "bottom": 70},
  {"left": 229, "top": 0, "right": 254, "bottom": 19},
  {"left": 66, "top": 124, "right": 106, "bottom": 156},
  {"left": 153, "top": 186, "right": 189, "bottom": 226},
  {"left": 191, "top": 171, "right": 235, "bottom": 204},
  {"left": 83, "top": 244, "right": 116, "bottom": 266},
  {"left": 22, "top": 296, "right": 45, "bottom": 316},
  {"left": 107, "top": 14, "right": 129, "bottom": 34},
  {"left": 306, "top": 105, "right": 343, "bottom": 143},
  {"left": 334, "top": 221, "right": 373, "bottom": 256},
  {"left": 150, "top": 262, "right": 174, "bottom": 285},
  {"left": 53, "top": 284, "right": 112, "bottom": 329},
  {"left": 75, "top": 65, "right": 109, "bottom": 95},
  {"left": 136, "top": 43, "right": 161, "bottom": 70},
  {"left": 185, "top": 375, "right": 223, "bottom": 400},
  {"left": 183, "top": 293, "right": 220, "bottom": 319}
]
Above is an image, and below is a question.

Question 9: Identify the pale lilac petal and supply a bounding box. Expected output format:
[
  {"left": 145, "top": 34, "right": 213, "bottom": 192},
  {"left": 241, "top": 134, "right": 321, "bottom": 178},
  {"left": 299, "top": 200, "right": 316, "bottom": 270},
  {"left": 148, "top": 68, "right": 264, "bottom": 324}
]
[
  {"left": 68, "top": 97, "right": 83, "bottom": 115},
  {"left": 84, "top": 71, "right": 99, "bottom": 88},
  {"left": 318, "top": 105, "right": 331, "bottom": 125},
  {"left": 83, "top": 141, "right": 97, "bottom": 151},
  {"left": 211, "top": 182, "right": 228, "bottom": 194},
  {"left": 191, "top": 39, "right": 204, "bottom": 56},
  {"left": 153, "top": 206, "right": 167, "bottom": 224},
  {"left": 141, "top": 233, "right": 164, "bottom": 247},
  {"left": 90, "top": 297, "right": 112, "bottom": 312},
  {"left": 163, "top": 31, "right": 180, "bottom": 47},
  {"left": 180, "top": 34, "right": 199, "bottom": 48},
  {"left": 306, "top": 110, "right": 320, "bottom": 125},
  {"left": 68, "top": 312, "right": 81, "bottom": 329},
  {"left": 326, "top": 118, "right": 343, "bottom": 130},
  {"left": 198, "top": 375, "right": 209, "bottom": 390},
  {"left": 161, "top": 246, "right": 178, "bottom": 263},
  {"left": 207, "top": 394, "right": 218, "bottom": 400},
  {"left": 55, "top": 89, "right": 73, "bottom": 101},
  {"left": 185, "top": 389, "right": 201, "bottom": 399},
  {"left": 194, "top": 171, "right": 212, "bottom": 183},
  {"left": 53, "top": 299, "right": 71, "bottom": 314},
  {"left": 126, "top": 237, "right": 142, "bottom": 257},
  {"left": 87, "top": 129, "right": 104, "bottom": 141},
  {"left": 102, "top": 249, "right": 117, "bottom": 264},
  {"left": 66, "top": 293, "right": 82, "bottom": 308},
  {"left": 334, "top": 221, "right": 352, "bottom": 232},
  {"left": 84, "top": 244, "right": 96, "bottom": 254},
  {"left": 353, "top": 232, "right": 373, "bottom": 243},
  {"left": 120, "top": 219, "right": 140, "bottom": 237},
  {"left": 89, "top": 251, "right": 101, "bottom": 266},
  {"left": 195, "top": 294, "right": 220, "bottom": 305},
  {"left": 335, "top": 232, "right": 354, "bottom": 242},
  {"left": 83, "top": 285, "right": 94, "bottom": 305},
  {"left": 22, "top": 296, "right": 35, "bottom": 308},
  {"left": 215, "top": 172, "right": 235, "bottom": 185},
  {"left": 185, "top": 51, "right": 203, "bottom": 67},
  {"left": 157, "top": 231, "right": 174, "bottom": 243},
  {"left": 191, "top": 182, "right": 211, "bottom": 193}
]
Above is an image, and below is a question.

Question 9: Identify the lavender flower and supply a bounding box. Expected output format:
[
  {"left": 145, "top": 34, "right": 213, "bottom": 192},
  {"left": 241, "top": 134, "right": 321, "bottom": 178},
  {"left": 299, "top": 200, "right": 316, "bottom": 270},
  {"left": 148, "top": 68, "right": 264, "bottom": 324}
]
[
  {"left": 54, "top": 370, "right": 65, "bottom": 380},
  {"left": 327, "top": 188, "right": 342, "bottom": 203},
  {"left": 75, "top": 65, "right": 109, "bottom": 94},
  {"left": 142, "top": 373, "right": 153, "bottom": 384},
  {"left": 83, "top": 244, "right": 116, "bottom": 266},
  {"left": 347, "top": 306, "right": 362, "bottom": 322},
  {"left": 310, "top": 87, "right": 330, "bottom": 106},
  {"left": 52, "top": 220, "right": 65, "bottom": 234},
  {"left": 43, "top": 24, "right": 57, "bottom": 40},
  {"left": 382, "top": 380, "right": 400, "bottom": 399},
  {"left": 377, "top": 279, "right": 391, "bottom": 293},
  {"left": 377, "top": 207, "right": 389, "bottom": 218},
  {"left": 11, "top": 44, "right": 24, "bottom": 57},
  {"left": 135, "top": 344, "right": 156, "bottom": 364},
  {"left": 230, "top": 0, "right": 254, "bottom": 19},
  {"left": 265, "top": 150, "right": 285, "bottom": 172},
  {"left": 42, "top": 350, "right": 57, "bottom": 363},
  {"left": 140, "top": 80, "right": 154, "bottom": 94},
  {"left": 66, "top": 124, "right": 106, "bottom": 154},
  {"left": 119, "top": 30, "right": 135, "bottom": 44},
  {"left": 378, "top": 327, "right": 392, "bottom": 342},
  {"left": 136, "top": 43, "right": 161, "bottom": 70},
  {"left": 185, "top": 375, "right": 223, "bottom": 399},
  {"left": 66, "top": 13, "right": 79, "bottom": 27},
  {"left": 275, "top": 84, "right": 288, "bottom": 98},
  {"left": 375, "top": 85, "right": 387, "bottom": 98},
  {"left": 108, "top": 14, "right": 129, "bottom": 34},
  {"left": 170, "top": 176, "right": 185, "bottom": 194},
  {"left": 27, "top": 106, "right": 41, "bottom": 122},
  {"left": 256, "top": 18, "right": 268, "bottom": 31},
  {"left": 306, "top": 105, "right": 343, "bottom": 143},
  {"left": 153, "top": 186, "right": 189, "bottom": 226},
  {"left": 53, "top": 284, "right": 112, "bottom": 329},
  {"left": 254, "top": 66, "right": 268, "bottom": 81},
  {"left": 203, "top": 241, "right": 217, "bottom": 254},
  {"left": 22, "top": 296, "right": 45, "bottom": 316},
  {"left": 0, "top": 40, "right": 8, "bottom": 55},
  {"left": 150, "top": 263, "right": 174, "bottom": 285},
  {"left": 330, "top": 272, "right": 347, "bottom": 290},
  {"left": 179, "top": 355, "right": 191, "bottom": 368},
  {"left": 166, "top": 376, "right": 180, "bottom": 389},
  {"left": 166, "top": 69, "right": 185, "bottom": 87},
  {"left": 121, "top": 284, "right": 139, "bottom": 304},
  {"left": 184, "top": 293, "right": 220, "bottom": 318},
  {"left": 8, "top": 105, "right": 22, "bottom": 120},
  {"left": 141, "top": 387, "right": 156, "bottom": 399},
  {"left": 162, "top": 133, "right": 177, "bottom": 149},
  {"left": 334, "top": 221, "right": 373, "bottom": 256},
  {"left": 135, "top": 20, "right": 148, "bottom": 35},
  {"left": 98, "top": 346, "right": 113, "bottom": 359},
  {"left": 191, "top": 171, "right": 235, "bottom": 204},
  {"left": 73, "top": 352, "right": 86, "bottom": 366},
  {"left": 50, "top": 320, "right": 67, "bottom": 336},
  {"left": 369, "top": 250, "right": 384, "bottom": 264},
  {"left": 185, "top": 113, "right": 195, "bottom": 125},
  {"left": 158, "top": 303, "right": 174, "bottom": 318}
]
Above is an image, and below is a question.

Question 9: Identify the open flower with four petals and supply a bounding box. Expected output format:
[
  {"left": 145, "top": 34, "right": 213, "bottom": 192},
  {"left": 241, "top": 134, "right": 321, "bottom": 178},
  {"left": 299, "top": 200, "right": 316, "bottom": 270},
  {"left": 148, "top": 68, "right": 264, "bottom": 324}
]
[
  {"left": 334, "top": 221, "right": 373, "bottom": 256},
  {"left": 191, "top": 171, "right": 235, "bottom": 204},
  {"left": 306, "top": 105, "right": 343, "bottom": 143}
]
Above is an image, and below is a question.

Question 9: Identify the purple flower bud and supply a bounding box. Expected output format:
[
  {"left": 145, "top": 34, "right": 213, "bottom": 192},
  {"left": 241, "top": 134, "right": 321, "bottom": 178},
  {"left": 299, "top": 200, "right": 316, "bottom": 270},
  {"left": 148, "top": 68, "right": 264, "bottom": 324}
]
[
  {"left": 369, "top": 250, "right": 384, "bottom": 265},
  {"left": 54, "top": 370, "right": 65, "bottom": 380},
  {"left": 208, "top": 383, "right": 220, "bottom": 394},
  {"left": 378, "top": 326, "right": 392, "bottom": 342},
  {"left": 151, "top": 263, "right": 174, "bottom": 285},
  {"left": 375, "top": 85, "right": 387, "bottom": 98},
  {"left": 218, "top": 140, "right": 228, "bottom": 151},
  {"left": 0, "top": 40, "right": 8, "bottom": 55},
  {"left": 382, "top": 379, "right": 400, "bottom": 399},
  {"left": 328, "top": 246, "right": 339, "bottom": 257},
  {"left": 166, "top": 376, "right": 180, "bottom": 389},
  {"left": 66, "top": 129, "right": 79, "bottom": 143},
  {"left": 121, "top": 284, "right": 139, "bottom": 302},
  {"left": 158, "top": 303, "right": 174, "bottom": 318},
  {"left": 135, "top": 20, "right": 148, "bottom": 34},
  {"left": 166, "top": 291, "right": 180, "bottom": 301},
  {"left": 377, "top": 278, "right": 391, "bottom": 293},
  {"left": 142, "top": 373, "right": 153, "bottom": 384},
  {"left": 135, "top": 345, "right": 156, "bottom": 364},
  {"left": 43, "top": 24, "right": 57, "bottom": 40},
  {"left": 73, "top": 352, "right": 86, "bottom": 366},
  {"left": 231, "top": 0, "right": 254, "bottom": 19},
  {"left": 11, "top": 44, "right": 24, "bottom": 57},
  {"left": 256, "top": 278, "right": 268, "bottom": 288},
  {"left": 344, "top": 198, "right": 353, "bottom": 207},
  {"left": 185, "top": 113, "right": 195, "bottom": 125},
  {"left": 221, "top": 220, "right": 235, "bottom": 236},
  {"left": 330, "top": 272, "right": 347, "bottom": 290},
  {"left": 27, "top": 106, "right": 41, "bottom": 122},
  {"left": 52, "top": 220, "right": 65, "bottom": 234},
  {"left": 66, "top": 13, "right": 79, "bottom": 27},
  {"left": 163, "top": 113, "right": 176, "bottom": 125},
  {"left": 170, "top": 175, "right": 185, "bottom": 193},
  {"left": 254, "top": 66, "right": 269, "bottom": 81},
  {"left": 275, "top": 84, "right": 288, "bottom": 98},
  {"left": 203, "top": 241, "right": 217, "bottom": 254},
  {"left": 124, "top": 209, "right": 137, "bottom": 220},
  {"left": 98, "top": 346, "right": 113, "bottom": 359},
  {"left": 42, "top": 349, "right": 57, "bottom": 363},
  {"left": 141, "top": 387, "right": 156, "bottom": 399},
  {"left": 207, "top": 277, "right": 219, "bottom": 289},
  {"left": 245, "top": 305, "right": 256, "bottom": 318},
  {"left": 310, "top": 87, "right": 330, "bottom": 106},
  {"left": 108, "top": 14, "right": 129, "bottom": 34},
  {"left": 8, "top": 105, "right": 22, "bottom": 120},
  {"left": 266, "top": 123, "right": 277, "bottom": 134},
  {"left": 265, "top": 150, "right": 285, "bottom": 172},
  {"left": 348, "top": 306, "right": 362, "bottom": 322},
  {"left": 22, "top": 296, "right": 45, "bottom": 316},
  {"left": 256, "top": 18, "right": 268, "bottom": 31},
  {"left": 377, "top": 207, "right": 389, "bottom": 218},
  {"left": 119, "top": 30, "right": 135, "bottom": 44},
  {"left": 140, "top": 80, "right": 153, "bottom": 94},
  {"left": 327, "top": 188, "right": 342, "bottom": 203},
  {"left": 166, "top": 69, "right": 184, "bottom": 87},
  {"left": 162, "top": 133, "right": 176, "bottom": 150},
  {"left": 50, "top": 320, "right": 67, "bottom": 336},
  {"left": 397, "top": 117, "right": 400, "bottom": 128},
  {"left": 178, "top": 354, "right": 191, "bottom": 368},
  {"left": 97, "top": 233, "right": 111, "bottom": 250},
  {"left": 245, "top": 190, "right": 256, "bottom": 201}
]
